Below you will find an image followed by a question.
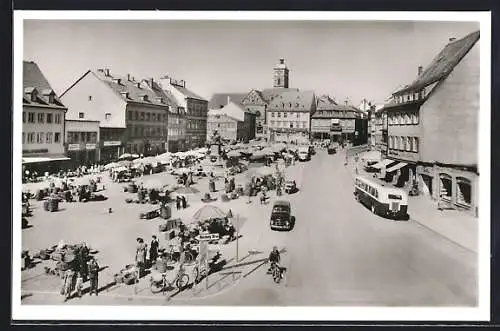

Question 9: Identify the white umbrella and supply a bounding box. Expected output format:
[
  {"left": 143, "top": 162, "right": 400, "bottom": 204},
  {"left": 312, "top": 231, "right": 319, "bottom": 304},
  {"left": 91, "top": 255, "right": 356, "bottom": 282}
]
[
  {"left": 118, "top": 153, "right": 132, "bottom": 160},
  {"left": 104, "top": 162, "right": 120, "bottom": 170}
]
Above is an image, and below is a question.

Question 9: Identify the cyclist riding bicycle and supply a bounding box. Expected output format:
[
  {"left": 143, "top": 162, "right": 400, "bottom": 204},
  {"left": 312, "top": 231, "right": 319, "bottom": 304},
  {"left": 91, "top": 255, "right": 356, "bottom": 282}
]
[{"left": 268, "top": 246, "right": 281, "bottom": 274}]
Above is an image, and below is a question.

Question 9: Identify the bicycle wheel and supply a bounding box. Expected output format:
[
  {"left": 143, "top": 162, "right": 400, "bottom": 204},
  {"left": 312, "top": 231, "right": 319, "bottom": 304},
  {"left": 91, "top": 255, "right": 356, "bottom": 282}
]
[
  {"left": 176, "top": 273, "right": 189, "bottom": 289},
  {"left": 273, "top": 268, "right": 282, "bottom": 283},
  {"left": 150, "top": 278, "right": 164, "bottom": 294}
]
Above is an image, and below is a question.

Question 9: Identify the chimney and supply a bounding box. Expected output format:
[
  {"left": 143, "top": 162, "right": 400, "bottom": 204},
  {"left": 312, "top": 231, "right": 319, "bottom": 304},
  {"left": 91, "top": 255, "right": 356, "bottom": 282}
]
[
  {"left": 418, "top": 66, "right": 423, "bottom": 76},
  {"left": 344, "top": 99, "right": 348, "bottom": 106},
  {"left": 127, "top": 73, "right": 131, "bottom": 81},
  {"left": 227, "top": 96, "right": 231, "bottom": 105},
  {"left": 279, "top": 58, "right": 285, "bottom": 64},
  {"left": 104, "top": 68, "right": 110, "bottom": 77},
  {"left": 449, "top": 37, "right": 456, "bottom": 42},
  {"left": 150, "top": 77, "right": 154, "bottom": 87}
]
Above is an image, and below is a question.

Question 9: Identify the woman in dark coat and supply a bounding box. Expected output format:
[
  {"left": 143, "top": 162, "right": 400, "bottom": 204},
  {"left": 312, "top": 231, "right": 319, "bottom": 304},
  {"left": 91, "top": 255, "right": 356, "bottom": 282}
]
[
  {"left": 149, "top": 235, "right": 159, "bottom": 265},
  {"left": 78, "top": 242, "right": 90, "bottom": 282}
]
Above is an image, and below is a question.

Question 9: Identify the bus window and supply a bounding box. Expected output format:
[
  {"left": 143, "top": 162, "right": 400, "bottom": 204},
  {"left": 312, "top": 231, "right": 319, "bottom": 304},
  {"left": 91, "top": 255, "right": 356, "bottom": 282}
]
[{"left": 388, "top": 194, "right": 402, "bottom": 200}]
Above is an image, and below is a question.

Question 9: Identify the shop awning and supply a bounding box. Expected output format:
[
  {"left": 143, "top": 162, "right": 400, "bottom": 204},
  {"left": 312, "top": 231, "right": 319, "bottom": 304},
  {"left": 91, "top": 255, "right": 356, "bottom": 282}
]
[
  {"left": 370, "top": 159, "right": 394, "bottom": 169},
  {"left": 386, "top": 162, "right": 408, "bottom": 173},
  {"left": 22, "top": 156, "right": 70, "bottom": 164}
]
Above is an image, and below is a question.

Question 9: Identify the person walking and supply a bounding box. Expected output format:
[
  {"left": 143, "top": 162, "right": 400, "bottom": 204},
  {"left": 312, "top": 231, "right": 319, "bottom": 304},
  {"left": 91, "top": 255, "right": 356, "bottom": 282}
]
[
  {"left": 62, "top": 268, "right": 75, "bottom": 302},
  {"left": 149, "top": 235, "right": 159, "bottom": 266},
  {"left": 88, "top": 257, "right": 99, "bottom": 296},
  {"left": 181, "top": 195, "right": 187, "bottom": 209},
  {"left": 78, "top": 242, "right": 90, "bottom": 282},
  {"left": 176, "top": 196, "right": 181, "bottom": 210},
  {"left": 135, "top": 238, "right": 147, "bottom": 278}
]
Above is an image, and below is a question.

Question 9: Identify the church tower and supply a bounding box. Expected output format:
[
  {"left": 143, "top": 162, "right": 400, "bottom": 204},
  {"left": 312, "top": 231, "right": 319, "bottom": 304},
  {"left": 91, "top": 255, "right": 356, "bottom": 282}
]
[{"left": 273, "top": 58, "right": 289, "bottom": 88}]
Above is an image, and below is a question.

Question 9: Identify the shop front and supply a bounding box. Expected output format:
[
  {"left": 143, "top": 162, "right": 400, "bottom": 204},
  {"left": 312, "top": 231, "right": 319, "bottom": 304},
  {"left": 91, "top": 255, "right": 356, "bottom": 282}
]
[
  {"left": 416, "top": 163, "right": 478, "bottom": 216},
  {"left": 22, "top": 149, "right": 71, "bottom": 176},
  {"left": 100, "top": 140, "right": 122, "bottom": 163},
  {"left": 66, "top": 142, "right": 99, "bottom": 168}
]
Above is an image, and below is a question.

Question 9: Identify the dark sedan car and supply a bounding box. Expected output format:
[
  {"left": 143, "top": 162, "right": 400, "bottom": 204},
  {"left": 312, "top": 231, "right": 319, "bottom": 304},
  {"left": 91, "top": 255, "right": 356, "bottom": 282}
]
[
  {"left": 270, "top": 200, "right": 295, "bottom": 231},
  {"left": 327, "top": 145, "right": 337, "bottom": 154}
]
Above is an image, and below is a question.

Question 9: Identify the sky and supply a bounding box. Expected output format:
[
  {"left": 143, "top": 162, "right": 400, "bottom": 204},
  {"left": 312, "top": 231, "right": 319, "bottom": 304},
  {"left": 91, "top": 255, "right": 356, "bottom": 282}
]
[{"left": 23, "top": 19, "right": 479, "bottom": 105}]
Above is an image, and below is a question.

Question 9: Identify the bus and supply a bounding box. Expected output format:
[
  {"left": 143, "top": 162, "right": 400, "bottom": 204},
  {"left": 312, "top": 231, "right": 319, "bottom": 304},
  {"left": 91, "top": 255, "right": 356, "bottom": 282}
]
[{"left": 354, "top": 176, "right": 409, "bottom": 220}]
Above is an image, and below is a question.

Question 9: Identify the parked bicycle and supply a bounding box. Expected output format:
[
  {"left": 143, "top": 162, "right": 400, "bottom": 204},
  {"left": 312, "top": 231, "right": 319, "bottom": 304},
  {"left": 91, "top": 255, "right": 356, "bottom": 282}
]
[
  {"left": 162, "top": 244, "right": 195, "bottom": 264},
  {"left": 150, "top": 268, "right": 190, "bottom": 294}
]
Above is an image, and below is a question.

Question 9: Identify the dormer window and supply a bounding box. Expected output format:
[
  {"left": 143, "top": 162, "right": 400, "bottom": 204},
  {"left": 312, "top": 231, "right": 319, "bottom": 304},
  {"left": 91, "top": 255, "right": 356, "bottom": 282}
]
[
  {"left": 113, "top": 78, "right": 122, "bottom": 85},
  {"left": 142, "top": 95, "right": 149, "bottom": 102},
  {"left": 121, "top": 92, "right": 130, "bottom": 99},
  {"left": 137, "top": 83, "right": 142, "bottom": 88},
  {"left": 156, "top": 97, "right": 164, "bottom": 104},
  {"left": 31, "top": 92, "right": 37, "bottom": 102},
  {"left": 48, "top": 94, "right": 55, "bottom": 103}
]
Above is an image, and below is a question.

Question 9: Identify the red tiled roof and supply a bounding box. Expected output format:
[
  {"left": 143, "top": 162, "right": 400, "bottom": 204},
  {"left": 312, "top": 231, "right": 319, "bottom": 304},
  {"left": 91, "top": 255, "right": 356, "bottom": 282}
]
[
  {"left": 93, "top": 70, "right": 169, "bottom": 107},
  {"left": 172, "top": 85, "right": 207, "bottom": 101},
  {"left": 267, "top": 90, "right": 315, "bottom": 112},
  {"left": 209, "top": 93, "right": 248, "bottom": 109},
  {"left": 23, "top": 61, "right": 66, "bottom": 109},
  {"left": 395, "top": 30, "right": 480, "bottom": 95}
]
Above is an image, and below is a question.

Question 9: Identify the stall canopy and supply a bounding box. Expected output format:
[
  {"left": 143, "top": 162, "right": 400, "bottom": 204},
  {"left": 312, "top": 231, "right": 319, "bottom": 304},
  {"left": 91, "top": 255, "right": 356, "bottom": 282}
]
[
  {"left": 386, "top": 162, "right": 408, "bottom": 173},
  {"left": 370, "top": 159, "right": 394, "bottom": 169},
  {"left": 192, "top": 205, "right": 226, "bottom": 222},
  {"left": 22, "top": 156, "right": 70, "bottom": 164}
]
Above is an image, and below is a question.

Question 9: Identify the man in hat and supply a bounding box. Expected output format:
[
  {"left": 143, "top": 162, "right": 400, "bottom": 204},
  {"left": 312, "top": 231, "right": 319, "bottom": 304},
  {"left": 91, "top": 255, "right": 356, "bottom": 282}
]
[{"left": 88, "top": 257, "right": 99, "bottom": 296}]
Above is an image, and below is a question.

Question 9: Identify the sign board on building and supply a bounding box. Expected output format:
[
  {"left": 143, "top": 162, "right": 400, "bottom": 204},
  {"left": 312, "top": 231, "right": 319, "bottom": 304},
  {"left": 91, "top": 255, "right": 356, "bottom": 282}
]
[
  {"left": 23, "top": 149, "right": 49, "bottom": 154},
  {"left": 103, "top": 141, "right": 121, "bottom": 147},
  {"left": 68, "top": 144, "right": 80, "bottom": 151},
  {"left": 85, "top": 143, "right": 96, "bottom": 150}
]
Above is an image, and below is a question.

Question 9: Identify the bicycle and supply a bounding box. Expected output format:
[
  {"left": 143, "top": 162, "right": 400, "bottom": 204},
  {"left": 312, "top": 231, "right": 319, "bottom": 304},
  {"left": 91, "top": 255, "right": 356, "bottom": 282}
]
[
  {"left": 162, "top": 245, "right": 195, "bottom": 264},
  {"left": 268, "top": 262, "right": 284, "bottom": 283},
  {"left": 150, "top": 268, "right": 190, "bottom": 294}
]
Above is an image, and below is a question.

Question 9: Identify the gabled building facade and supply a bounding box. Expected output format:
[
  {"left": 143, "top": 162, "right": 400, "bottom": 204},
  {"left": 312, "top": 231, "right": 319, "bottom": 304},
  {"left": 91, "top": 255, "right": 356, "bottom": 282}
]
[
  {"left": 382, "top": 31, "right": 479, "bottom": 215},
  {"left": 207, "top": 101, "right": 256, "bottom": 143},
  {"left": 267, "top": 90, "right": 316, "bottom": 144},
  {"left": 311, "top": 96, "right": 365, "bottom": 145},
  {"left": 61, "top": 69, "right": 170, "bottom": 162},
  {"left": 22, "top": 61, "right": 69, "bottom": 172},
  {"left": 159, "top": 77, "right": 208, "bottom": 149}
]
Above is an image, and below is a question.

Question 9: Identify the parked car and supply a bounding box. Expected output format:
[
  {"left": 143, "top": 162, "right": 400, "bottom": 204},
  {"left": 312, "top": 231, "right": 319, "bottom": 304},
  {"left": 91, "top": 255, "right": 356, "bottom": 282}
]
[
  {"left": 298, "top": 146, "right": 310, "bottom": 161},
  {"left": 327, "top": 144, "right": 337, "bottom": 154},
  {"left": 270, "top": 200, "right": 295, "bottom": 231}
]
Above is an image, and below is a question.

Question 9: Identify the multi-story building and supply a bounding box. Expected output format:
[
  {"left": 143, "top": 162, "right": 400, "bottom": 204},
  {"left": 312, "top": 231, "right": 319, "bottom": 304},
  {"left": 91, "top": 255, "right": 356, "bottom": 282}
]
[
  {"left": 382, "top": 31, "right": 479, "bottom": 215},
  {"left": 209, "top": 92, "right": 269, "bottom": 139},
  {"left": 61, "top": 69, "right": 170, "bottom": 162},
  {"left": 209, "top": 59, "right": 303, "bottom": 141},
  {"left": 143, "top": 79, "right": 187, "bottom": 153},
  {"left": 65, "top": 119, "right": 100, "bottom": 167},
  {"left": 372, "top": 105, "right": 388, "bottom": 154},
  {"left": 207, "top": 102, "right": 256, "bottom": 142},
  {"left": 311, "top": 96, "right": 364, "bottom": 145},
  {"left": 159, "top": 77, "right": 207, "bottom": 149},
  {"left": 22, "top": 61, "right": 69, "bottom": 172},
  {"left": 267, "top": 90, "right": 316, "bottom": 143}
]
